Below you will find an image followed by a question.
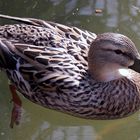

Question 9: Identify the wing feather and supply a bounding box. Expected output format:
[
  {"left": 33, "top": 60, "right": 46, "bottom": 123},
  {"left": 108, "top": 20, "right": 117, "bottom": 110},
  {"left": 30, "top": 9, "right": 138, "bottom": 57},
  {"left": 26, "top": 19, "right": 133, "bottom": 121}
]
[{"left": 0, "top": 14, "right": 96, "bottom": 93}]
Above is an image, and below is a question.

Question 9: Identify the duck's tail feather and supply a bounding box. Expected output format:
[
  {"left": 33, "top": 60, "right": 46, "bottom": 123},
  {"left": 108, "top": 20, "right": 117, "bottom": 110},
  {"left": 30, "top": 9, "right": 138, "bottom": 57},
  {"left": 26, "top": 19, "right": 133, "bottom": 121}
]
[
  {"left": 0, "top": 14, "right": 46, "bottom": 27},
  {"left": 0, "top": 39, "right": 17, "bottom": 69}
]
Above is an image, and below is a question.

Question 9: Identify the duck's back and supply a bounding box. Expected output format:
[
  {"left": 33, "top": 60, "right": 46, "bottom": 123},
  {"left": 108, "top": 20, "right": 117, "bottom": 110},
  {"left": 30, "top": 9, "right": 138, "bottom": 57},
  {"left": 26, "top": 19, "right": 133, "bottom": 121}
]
[{"left": 0, "top": 15, "right": 97, "bottom": 108}]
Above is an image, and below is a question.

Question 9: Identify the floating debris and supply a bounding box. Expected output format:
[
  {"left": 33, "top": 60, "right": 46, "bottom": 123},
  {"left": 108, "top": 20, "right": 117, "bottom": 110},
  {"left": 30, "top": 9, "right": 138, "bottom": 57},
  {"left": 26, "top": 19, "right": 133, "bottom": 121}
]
[{"left": 95, "top": 9, "right": 103, "bottom": 14}]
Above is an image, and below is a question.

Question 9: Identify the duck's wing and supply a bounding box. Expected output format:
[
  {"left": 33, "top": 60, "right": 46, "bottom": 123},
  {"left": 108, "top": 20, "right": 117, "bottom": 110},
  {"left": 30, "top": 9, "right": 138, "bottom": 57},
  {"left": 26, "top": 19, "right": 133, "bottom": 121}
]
[
  {"left": 0, "top": 35, "right": 87, "bottom": 93},
  {"left": 0, "top": 40, "right": 82, "bottom": 93},
  {"left": 0, "top": 14, "right": 96, "bottom": 93},
  {"left": 0, "top": 14, "right": 96, "bottom": 44}
]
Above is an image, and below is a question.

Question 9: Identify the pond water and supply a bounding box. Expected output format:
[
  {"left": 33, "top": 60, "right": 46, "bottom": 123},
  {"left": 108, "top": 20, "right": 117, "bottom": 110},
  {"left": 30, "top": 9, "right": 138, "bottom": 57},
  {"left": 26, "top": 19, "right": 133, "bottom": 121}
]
[{"left": 0, "top": 0, "right": 140, "bottom": 140}]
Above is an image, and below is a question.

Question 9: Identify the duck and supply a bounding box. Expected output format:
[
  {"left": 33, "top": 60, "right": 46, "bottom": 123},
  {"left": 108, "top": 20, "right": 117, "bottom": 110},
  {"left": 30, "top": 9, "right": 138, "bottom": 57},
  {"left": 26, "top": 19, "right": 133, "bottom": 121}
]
[{"left": 0, "top": 14, "right": 140, "bottom": 128}]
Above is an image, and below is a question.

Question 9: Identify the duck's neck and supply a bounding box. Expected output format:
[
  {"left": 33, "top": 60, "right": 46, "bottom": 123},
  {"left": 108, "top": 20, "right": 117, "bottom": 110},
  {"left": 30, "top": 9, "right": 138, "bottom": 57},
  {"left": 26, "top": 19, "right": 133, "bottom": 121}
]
[{"left": 89, "top": 63, "right": 130, "bottom": 82}]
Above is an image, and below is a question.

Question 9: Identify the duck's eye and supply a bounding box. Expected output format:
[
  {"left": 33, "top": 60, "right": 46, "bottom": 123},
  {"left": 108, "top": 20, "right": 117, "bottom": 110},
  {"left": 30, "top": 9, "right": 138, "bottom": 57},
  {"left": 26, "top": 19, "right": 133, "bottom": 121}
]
[{"left": 114, "top": 50, "right": 123, "bottom": 54}]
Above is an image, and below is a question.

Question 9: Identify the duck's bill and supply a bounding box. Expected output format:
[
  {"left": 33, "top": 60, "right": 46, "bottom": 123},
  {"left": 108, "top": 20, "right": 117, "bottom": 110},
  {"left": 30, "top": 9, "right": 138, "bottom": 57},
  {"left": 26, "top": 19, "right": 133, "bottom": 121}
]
[{"left": 129, "top": 58, "right": 140, "bottom": 73}]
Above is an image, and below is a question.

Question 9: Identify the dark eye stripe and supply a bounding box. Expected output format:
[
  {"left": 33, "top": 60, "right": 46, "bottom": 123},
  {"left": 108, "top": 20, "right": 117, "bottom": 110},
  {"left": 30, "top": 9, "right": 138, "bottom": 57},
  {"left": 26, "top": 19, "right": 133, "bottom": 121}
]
[
  {"left": 114, "top": 50, "right": 134, "bottom": 60},
  {"left": 102, "top": 48, "right": 134, "bottom": 60},
  {"left": 123, "top": 52, "right": 134, "bottom": 60}
]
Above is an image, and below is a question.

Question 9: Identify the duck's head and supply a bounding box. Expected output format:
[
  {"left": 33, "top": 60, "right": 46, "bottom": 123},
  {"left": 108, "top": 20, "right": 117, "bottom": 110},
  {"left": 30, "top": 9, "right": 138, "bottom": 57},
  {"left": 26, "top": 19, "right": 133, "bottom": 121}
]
[{"left": 88, "top": 33, "right": 140, "bottom": 82}]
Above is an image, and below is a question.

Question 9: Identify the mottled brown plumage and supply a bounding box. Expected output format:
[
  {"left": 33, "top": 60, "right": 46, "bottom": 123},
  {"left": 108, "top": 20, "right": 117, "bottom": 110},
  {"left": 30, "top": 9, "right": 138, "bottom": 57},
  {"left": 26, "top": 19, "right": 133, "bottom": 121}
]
[{"left": 0, "top": 14, "right": 140, "bottom": 123}]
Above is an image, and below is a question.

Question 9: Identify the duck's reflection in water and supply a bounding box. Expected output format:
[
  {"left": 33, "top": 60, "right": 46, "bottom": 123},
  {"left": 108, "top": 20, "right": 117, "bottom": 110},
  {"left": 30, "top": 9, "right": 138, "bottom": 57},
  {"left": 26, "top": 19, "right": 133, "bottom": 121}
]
[{"left": 31, "top": 122, "right": 97, "bottom": 140}]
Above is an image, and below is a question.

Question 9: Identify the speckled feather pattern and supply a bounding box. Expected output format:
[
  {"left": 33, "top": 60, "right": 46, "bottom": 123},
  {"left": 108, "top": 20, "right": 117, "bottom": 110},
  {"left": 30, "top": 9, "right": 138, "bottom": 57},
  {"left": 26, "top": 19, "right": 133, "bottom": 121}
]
[{"left": 0, "top": 15, "right": 140, "bottom": 119}]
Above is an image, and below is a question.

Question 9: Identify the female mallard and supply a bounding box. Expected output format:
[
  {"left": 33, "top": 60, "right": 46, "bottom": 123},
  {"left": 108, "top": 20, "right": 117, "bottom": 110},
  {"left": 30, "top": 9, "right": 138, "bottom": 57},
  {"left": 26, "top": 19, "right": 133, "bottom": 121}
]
[{"left": 0, "top": 14, "right": 140, "bottom": 127}]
